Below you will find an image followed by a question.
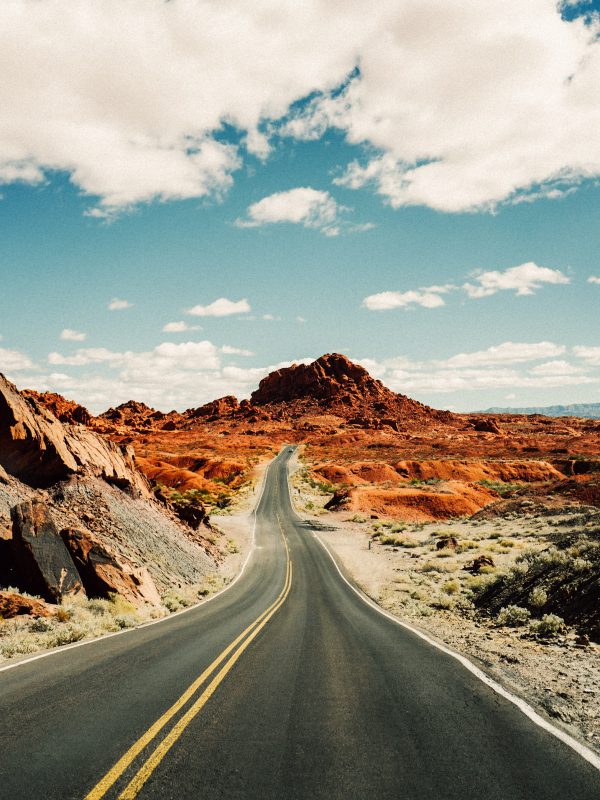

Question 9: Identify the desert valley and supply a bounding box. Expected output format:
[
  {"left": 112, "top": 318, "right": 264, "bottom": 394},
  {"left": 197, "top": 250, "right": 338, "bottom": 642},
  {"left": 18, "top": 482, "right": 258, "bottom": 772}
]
[{"left": 1, "top": 353, "right": 599, "bottom": 755}]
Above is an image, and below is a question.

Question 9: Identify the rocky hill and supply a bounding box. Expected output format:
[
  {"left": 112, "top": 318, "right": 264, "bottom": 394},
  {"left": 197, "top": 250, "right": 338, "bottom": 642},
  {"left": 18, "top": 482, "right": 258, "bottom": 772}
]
[
  {"left": 0, "top": 373, "right": 217, "bottom": 620},
  {"left": 250, "top": 353, "right": 452, "bottom": 426}
]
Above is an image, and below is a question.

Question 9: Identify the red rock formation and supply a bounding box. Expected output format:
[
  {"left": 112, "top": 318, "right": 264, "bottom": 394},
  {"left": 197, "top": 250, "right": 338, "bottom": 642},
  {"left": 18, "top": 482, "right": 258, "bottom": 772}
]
[
  {"left": 250, "top": 353, "right": 451, "bottom": 427},
  {"left": 11, "top": 500, "right": 85, "bottom": 603},
  {"left": 23, "top": 390, "right": 92, "bottom": 426}
]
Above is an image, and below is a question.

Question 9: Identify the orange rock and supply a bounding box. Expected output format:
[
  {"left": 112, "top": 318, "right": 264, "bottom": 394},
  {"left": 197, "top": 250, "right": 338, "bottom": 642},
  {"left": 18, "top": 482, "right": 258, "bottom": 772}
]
[{"left": 0, "top": 591, "right": 52, "bottom": 619}]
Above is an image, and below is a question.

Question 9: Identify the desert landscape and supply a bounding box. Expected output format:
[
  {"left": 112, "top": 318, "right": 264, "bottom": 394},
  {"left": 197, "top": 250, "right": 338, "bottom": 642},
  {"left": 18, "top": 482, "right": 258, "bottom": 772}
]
[{"left": 2, "top": 352, "right": 599, "bottom": 754}]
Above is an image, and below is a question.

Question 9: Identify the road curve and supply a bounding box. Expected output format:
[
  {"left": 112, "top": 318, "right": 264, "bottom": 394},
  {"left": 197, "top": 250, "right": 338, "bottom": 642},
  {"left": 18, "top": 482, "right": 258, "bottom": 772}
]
[{"left": 0, "top": 447, "right": 599, "bottom": 799}]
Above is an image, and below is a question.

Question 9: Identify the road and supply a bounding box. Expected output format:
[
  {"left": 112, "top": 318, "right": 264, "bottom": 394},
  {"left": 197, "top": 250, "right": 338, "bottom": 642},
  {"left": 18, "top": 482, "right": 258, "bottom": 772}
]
[{"left": 0, "top": 446, "right": 599, "bottom": 799}]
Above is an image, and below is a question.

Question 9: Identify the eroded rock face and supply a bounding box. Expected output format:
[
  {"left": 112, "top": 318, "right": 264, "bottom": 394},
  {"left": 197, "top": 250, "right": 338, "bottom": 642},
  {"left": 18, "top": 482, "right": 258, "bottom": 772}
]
[
  {"left": 0, "top": 373, "right": 148, "bottom": 494},
  {"left": 0, "top": 590, "right": 52, "bottom": 619},
  {"left": 11, "top": 501, "right": 85, "bottom": 603},
  {"left": 60, "top": 527, "right": 161, "bottom": 607}
]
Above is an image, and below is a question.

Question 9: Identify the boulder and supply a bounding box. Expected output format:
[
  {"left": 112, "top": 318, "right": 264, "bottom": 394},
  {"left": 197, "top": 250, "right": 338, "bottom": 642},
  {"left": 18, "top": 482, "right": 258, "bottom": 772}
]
[
  {"left": 0, "top": 591, "right": 52, "bottom": 619},
  {"left": 60, "top": 527, "right": 161, "bottom": 607},
  {"left": 11, "top": 501, "right": 85, "bottom": 602},
  {"left": 471, "top": 418, "right": 502, "bottom": 435},
  {"left": 436, "top": 536, "right": 458, "bottom": 551},
  {"left": 0, "top": 373, "right": 149, "bottom": 494},
  {"left": 171, "top": 500, "right": 210, "bottom": 531},
  {"left": 466, "top": 555, "right": 495, "bottom": 573}
]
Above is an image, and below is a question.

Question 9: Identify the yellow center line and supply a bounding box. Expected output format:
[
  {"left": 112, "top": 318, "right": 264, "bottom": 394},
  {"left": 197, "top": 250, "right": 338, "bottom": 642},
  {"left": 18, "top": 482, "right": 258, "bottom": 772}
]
[
  {"left": 118, "top": 560, "right": 293, "bottom": 799},
  {"left": 84, "top": 515, "right": 291, "bottom": 800}
]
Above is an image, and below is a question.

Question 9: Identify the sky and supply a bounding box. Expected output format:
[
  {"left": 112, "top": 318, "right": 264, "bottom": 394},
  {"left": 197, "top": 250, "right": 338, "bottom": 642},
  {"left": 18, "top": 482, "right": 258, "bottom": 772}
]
[{"left": 1, "top": 0, "right": 600, "bottom": 414}]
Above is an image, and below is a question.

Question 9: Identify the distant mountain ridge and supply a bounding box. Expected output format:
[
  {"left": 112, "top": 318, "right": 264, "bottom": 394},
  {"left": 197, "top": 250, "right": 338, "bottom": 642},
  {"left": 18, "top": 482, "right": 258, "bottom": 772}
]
[{"left": 480, "top": 402, "right": 600, "bottom": 419}]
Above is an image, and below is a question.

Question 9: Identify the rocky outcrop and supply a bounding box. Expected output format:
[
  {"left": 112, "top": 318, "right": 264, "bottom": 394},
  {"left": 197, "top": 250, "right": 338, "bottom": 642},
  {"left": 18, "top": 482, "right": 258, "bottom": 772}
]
[
  {"left": 11, "top": 501, "right": 85, "bottom": 602},
  {"left": 0, "top": 373, "right": 148, "bottom": 493},
  {"left": 250, "top": 353, "right": 451, "bottom": 426},
  {"left": 0, "top": 591, "right": 52, "bottom": 619},
  {"left": 471, "top": 417, "right": 502, "bottom": 435},
  {"left": 60, "top": 527, "right": 161, "bottom": 607},
  {"left": 23, "top": 390, "right": 92, "bottom": 426},
  {"left": 188, "top": 395, "right": 240, "bottom": 419}
]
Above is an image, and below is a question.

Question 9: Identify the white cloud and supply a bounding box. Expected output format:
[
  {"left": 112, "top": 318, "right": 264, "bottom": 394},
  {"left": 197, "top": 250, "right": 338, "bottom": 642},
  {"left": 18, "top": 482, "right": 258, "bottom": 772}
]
[
  {"left": 0, "top": 347, "right": 34, "bottom": 372},
  {"left": 529, "top": 359, "right": 583, "bottom": 376},
  {"left": 573, "top": 345, "right": 600, "bottom": 365},
  {"left": 296, "top": 316, "right": 307, "bottom": 323},
  {"left": 220, "top": 345, "right": 254, "bottom": 356},
  {"left": 588, "top": 276, "right": 600, "bottom": 285},
  {"left": 187, "top": 298, "right": 251, "bottom": 318},
  {"left": 363, "top": 285, "right": 452, "bottom": 311},
  {"left": 0, "top": 3, "right": 599, "bottom": 216},
  {"left": 26, "top": 339, "right": 304, "bottom": 413},
  {"left": 442, "top": 341, "right": 566, "bottom": 368},
  {"left": 60, "top": 328, "right": 86, "bottom": 342},
  {"left": 108, "top": 298, "right": 133, "bottom": 311},
  {"left": 464, "top": 262, "right": 570, "bottom": 298},
  {"left": 237, "top": 188, "right": 346, "bottom": 236},
  {"left": 162, "top": 321, "right": 201, "bottom": 333},
  {"left": 353, "top": 340, "right": 593, "bottom": 396}
]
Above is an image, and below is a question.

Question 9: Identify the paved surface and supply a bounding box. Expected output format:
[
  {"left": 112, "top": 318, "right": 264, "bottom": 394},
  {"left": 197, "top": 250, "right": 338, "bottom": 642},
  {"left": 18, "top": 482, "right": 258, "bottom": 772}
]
[{"left": 1, "top": 447, "right": 599, "bottom": 799}]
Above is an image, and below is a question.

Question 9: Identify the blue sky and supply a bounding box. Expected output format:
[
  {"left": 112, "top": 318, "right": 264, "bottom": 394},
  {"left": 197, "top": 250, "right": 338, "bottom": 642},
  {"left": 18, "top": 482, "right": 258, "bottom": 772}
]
[{"left": 1, "top": 1, "right": 600, "bottom": 413}]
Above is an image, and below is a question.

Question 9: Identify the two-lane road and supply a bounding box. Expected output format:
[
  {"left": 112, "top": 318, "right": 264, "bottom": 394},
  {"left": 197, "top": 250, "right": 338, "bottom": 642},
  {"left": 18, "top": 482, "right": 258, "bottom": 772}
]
[{"left": 1, "top": 447, "right": 599, "bottom": 799}]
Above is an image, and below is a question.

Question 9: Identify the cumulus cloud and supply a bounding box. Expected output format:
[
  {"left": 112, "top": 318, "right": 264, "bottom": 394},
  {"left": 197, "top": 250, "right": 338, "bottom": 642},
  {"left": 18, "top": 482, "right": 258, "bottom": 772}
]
[
  {"left": 2, "top": 2, "right": 598, "bottom": 216},
  {"left": 162, "top": 321, "right": 201, "bottom": 333},
  {"left": 463, "top": 262, "right": 570, "bottom": 298},
  {"left": 363, "top": 285, "right": 453, "bottom": 311},
  {"left": 187, "top": 298, "right": 251, "bottom": 317},
  {"left": 60, "top": 328, "right": 86, "bottom": 342},
  {"left": 0, "top": 347, "right": 34, "bottom": 372},
  {"left": 362, "top": 342, "right": 596, "bottom": 395},
  {"left": 108, "top": 298, "right": 133, "bottom": 311},
  {"left": 237, "top": 188, "right": 346, "bottom": 236},
  {"left": 25, "top": 339, "right": 306, "bottom": 412},
  {"left": 364, "top": 263, "right": 569, "bottom": 312},
  {"left": 588, "top": 276, "right": 600, "bottom": 284}
]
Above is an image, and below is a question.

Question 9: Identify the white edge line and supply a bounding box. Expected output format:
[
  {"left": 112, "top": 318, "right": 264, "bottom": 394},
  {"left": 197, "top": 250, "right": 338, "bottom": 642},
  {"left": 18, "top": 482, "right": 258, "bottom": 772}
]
[
  {"left": 311, "top": 530, "right": 600, "bottom": 772},
  {"left": 0, "top": 460, "right": 273, "bottom": 674}
]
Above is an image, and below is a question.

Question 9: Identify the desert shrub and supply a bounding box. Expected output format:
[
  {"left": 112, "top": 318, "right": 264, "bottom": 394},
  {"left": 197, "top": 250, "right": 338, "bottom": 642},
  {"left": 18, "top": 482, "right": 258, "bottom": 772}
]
[
  {"left": 113, "top": 615, "right": 138, "bottom": 630},
  {"left": 529, "top": 614, "right": 564, "bottom": 638},
  {"left": 431, "top": 594, "right": 455, "bottom": 610},
  {"left": 528, "top": 587, "right": 547, "bottom": 608},
  {"left": 28, "top": 617, "right": 53, "bottom": 633},
  {"left": 442, "top": 579, "right": 461, "bottom": 595},
  {"left": 497, "top": 605, "right": 531, "bottom": 627},
  {"left": 349, "top": 514, "right": 367, "bottom": 523},
  {"left": 226, "top": 539, "right": 240, "bottom": 554}
]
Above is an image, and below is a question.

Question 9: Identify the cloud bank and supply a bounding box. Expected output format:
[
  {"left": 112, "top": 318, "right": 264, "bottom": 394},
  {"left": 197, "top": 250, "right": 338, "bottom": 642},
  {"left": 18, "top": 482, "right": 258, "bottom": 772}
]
[{"left": 0, "top": 1, "right": 599, "bottom": 215}]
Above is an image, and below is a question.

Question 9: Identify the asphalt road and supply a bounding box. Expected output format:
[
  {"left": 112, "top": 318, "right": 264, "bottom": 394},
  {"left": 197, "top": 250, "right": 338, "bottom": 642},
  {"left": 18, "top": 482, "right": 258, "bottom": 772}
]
[{"left": 1, "top": 447, "right": 599, "bottom": 799}]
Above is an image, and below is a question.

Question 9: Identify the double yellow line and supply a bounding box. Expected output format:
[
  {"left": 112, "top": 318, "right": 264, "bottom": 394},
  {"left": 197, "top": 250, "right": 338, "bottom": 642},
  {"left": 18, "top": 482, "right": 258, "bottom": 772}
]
[{"left": 85, "top": 522, "right": 292, "bottom": 800}]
